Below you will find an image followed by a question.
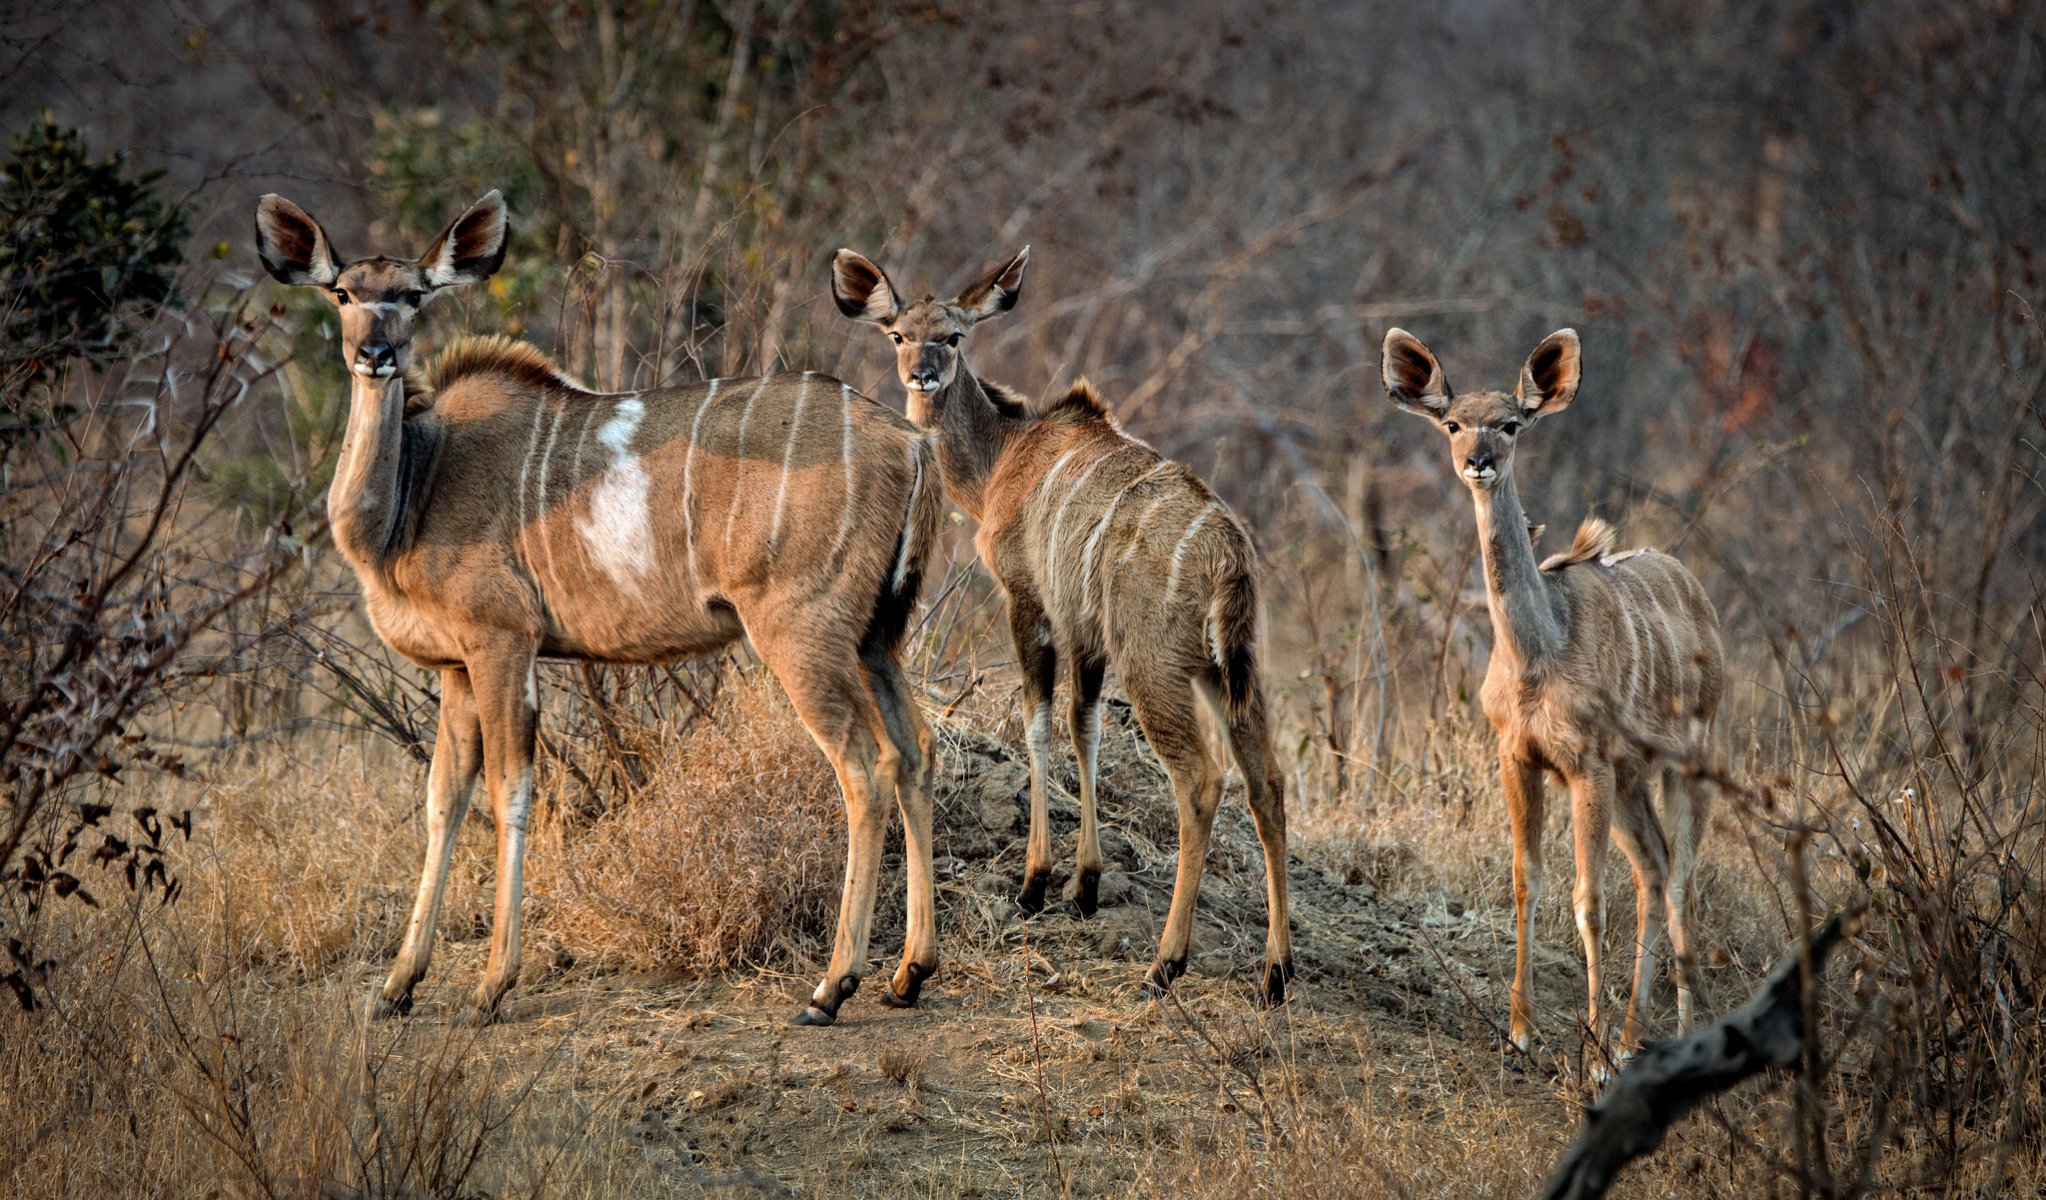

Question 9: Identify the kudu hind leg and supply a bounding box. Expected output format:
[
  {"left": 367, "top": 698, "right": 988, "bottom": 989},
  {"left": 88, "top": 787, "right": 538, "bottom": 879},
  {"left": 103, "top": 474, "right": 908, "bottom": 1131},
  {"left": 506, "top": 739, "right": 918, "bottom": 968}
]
[
  {"left": 1663, "top": 767, "right": 1711, "bottom": 1030},
  {"left": 470, "top": 646, "right": 541, "bottom": 1023},
  {"left": 1609, "top": 773, "right": 1671, "bottom": 1051},
  {"left": 763, "top": 651, "right": 893, "bottom": 1027},
  {"left": 1136, "top": 679, "right": 1223, "bottom": 996},
  {"left": 1227, "top": 698, "right": 1293, "bottom": 1007},
  {"left": 378, "top": 667, "right": 483, "bottom": 1018},
  {"left": 1501, "top": 753, "right": 1546, "bottom": 1053},
  {"left": 866, "top": 653, "right": 939, "bottom": 1008},
  {"left": 1009, "top": 599, "right": 1060, "bottom": 916},
  {"left": 1066, "top": 654, "right": 1108, "bottom": 917}
]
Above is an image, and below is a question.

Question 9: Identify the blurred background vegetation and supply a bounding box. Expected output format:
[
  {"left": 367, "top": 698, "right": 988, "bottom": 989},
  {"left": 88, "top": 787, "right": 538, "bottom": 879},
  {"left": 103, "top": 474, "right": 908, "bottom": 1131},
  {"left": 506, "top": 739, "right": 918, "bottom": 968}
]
[{"left": 0, "top": 0, "right": 2040, "bottom": 1196}]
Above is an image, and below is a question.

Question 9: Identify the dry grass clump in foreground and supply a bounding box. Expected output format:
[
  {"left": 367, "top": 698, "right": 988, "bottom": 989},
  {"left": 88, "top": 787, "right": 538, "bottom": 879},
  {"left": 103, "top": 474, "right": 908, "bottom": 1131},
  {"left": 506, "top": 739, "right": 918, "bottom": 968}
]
[{"left": 530, "top": 668, "right": 846, "bottom": 973}]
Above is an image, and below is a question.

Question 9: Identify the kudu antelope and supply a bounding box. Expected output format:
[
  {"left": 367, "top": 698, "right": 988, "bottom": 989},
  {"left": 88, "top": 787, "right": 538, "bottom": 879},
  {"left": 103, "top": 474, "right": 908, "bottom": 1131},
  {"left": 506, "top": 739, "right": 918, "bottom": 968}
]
[
  {"left": 1381, "top": 327, "right": 1723, "bottom": 1054},
  {"left": 833, "top": 247, "right": 1293, "bottom": 1004},
  {"left": 254, "top": 190, "right": 944, "bottom": 1026}
]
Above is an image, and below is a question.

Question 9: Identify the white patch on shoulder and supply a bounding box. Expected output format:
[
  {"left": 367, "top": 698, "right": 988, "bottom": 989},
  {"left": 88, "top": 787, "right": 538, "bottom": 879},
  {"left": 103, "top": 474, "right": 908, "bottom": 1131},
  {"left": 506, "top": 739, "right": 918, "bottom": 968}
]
[{"left": 576, "top": 397, "right": 654, "bottom": 590}]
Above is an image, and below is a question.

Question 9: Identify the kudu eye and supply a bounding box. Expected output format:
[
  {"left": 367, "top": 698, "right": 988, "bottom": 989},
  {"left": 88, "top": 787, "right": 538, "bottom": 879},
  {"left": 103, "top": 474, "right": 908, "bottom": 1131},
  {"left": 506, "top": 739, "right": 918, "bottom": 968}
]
[
  {"left": 1501, "top": 420, "right": 1522, "bottom": 436},
  {"left": 1443, "top": 420, "right": 1461, "bottom": 434},
  {"left": 404, "top": 289, "right": 427, "bottom": 306},
  {"left": 946, "top": 332, "right": 962, "bottom": 347},
  {"left": 332, "top": 288, "right": 351, "bottom": 305},
  {"left": 889, "top": 331, "right": 905, "bottom": 345}
]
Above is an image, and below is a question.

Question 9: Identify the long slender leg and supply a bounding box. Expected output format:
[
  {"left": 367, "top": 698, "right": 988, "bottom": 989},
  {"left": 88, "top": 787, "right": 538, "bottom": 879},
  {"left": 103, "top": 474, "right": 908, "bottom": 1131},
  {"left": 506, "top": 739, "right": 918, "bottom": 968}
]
[
  {"left": 1663, "top": 767, "right": 1711, "bottom": 1030},
  {"left": 1136, "top": 680, "right": 1222, "bottom": 995},
  {"left": 866, "top": 653, "right": 939, "bottom": 1008},
  {"left": 470, "top": 646, "right": 541, "bottom": 1022},
  {"left": 1227, "top": 694, "right": 1293, "bottom": 1006},
  {"left": 1502, "top": 751, "right": 1547, "bottom": 1052},
  {"left": 1066, "top": 653, "right": 1107, "bottom": 916},
  {"left": 377, "top": 667, "right": 483, "bottom": 1018},
  {"left": 1609, "top": 771, "right": 1671, "bottom": 1051},
  {"left": 1567, "top": 761, "right": 1616, "bottom": 1051},
  {"left": 1008, "top": 593, "right": 1060, "bottom": 916}
]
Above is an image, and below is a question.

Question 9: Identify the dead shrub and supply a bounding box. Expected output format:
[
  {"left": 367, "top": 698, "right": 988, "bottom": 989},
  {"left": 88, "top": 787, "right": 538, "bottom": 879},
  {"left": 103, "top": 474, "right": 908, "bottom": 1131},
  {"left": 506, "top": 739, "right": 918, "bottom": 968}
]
[{"left": 532, "top": 668, "right": 845, "bottom": 973}]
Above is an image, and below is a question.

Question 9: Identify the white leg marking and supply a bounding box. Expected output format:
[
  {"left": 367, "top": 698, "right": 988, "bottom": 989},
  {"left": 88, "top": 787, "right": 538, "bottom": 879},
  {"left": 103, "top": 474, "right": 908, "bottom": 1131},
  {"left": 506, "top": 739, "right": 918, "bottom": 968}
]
[
  {"left": 768, "top": 372, "right": 811, "bottom": 553},
  {"left": 1163, "top": 500, "right": 1221, "bottom": 607},
  {"left": 575, "top": 397, "right": 653, "bottom": 589},
  {"left": 681, "top": 379, "right": 722, "bottom": 591},
  {"left": 723, "top": 376, "right": 773, "bottom": 558}
]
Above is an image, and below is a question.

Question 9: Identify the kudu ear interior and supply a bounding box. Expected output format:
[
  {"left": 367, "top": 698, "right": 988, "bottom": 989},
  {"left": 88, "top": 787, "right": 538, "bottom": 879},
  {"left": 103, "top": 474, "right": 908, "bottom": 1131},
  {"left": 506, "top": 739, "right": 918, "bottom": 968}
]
[
  {"left": 1381, "top": 328, "right": 1452, "bottom": 417},
  {"left": 420, "top": 191, "right": 510, "bottom": 290},
  {"left": 831, "top": 249, "right": 901, "bottom": 324},
  {"left": 1516, "top": 328, "right": 1582, "bottom": 417},
  {"left": 955, "top": 246, "right": 1029, "bottom": 325},
  {"left": 254, "top": 194, "right": 343, "bottom": 288}
]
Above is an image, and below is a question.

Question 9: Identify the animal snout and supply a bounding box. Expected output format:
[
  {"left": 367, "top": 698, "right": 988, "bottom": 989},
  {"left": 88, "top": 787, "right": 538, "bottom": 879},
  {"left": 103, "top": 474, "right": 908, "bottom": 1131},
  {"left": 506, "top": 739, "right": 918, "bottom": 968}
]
[
  {"left": 909, "top": 363, "right": 941, "bottom": 389},
  {"left": 1465, "top": 449, "right": 1496, "bottom": 473},
  {"left": 355, "top": 341, "right": 398, "bottom": 374}
]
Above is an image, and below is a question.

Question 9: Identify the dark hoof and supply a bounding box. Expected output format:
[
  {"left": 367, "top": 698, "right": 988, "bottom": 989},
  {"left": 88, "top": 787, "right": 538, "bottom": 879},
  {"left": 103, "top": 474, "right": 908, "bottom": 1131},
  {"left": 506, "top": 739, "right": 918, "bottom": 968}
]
[
  {"left": 372, "top": 992, "right": 413, "bottom": 1020},
  {"left": 1143, "top": 957, "right": 1187, "bottom": 998},
  {"left": 792, "top": 974, "right": 858, "bottom": 1026},
  {"left": 1016, "top": 874, "right": 1050, "bottom": 917},
  {"left": 1069, "top": 868, "right": 1100, "bottom": 918},
  {"left": 878, "top": 961, "right": 933, "bottom": 1008},
  {"left": 791, "top": 1005, "right": 836, "bottom": 1027},
  {"left": 1257, "top": 959, "right": 1295, "bottom": 1008}
]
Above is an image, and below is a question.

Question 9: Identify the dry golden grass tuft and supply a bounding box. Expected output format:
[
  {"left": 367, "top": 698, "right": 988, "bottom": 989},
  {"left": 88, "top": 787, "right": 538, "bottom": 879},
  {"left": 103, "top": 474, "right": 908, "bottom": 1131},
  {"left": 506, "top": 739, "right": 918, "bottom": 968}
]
[{"left": 529, "top": 668, "right": 846, "bottom": 973}]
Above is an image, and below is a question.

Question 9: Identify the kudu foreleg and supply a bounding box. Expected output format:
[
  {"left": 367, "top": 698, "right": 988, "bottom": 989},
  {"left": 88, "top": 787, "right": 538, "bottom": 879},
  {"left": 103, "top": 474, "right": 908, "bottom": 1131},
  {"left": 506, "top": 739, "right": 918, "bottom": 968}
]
[
  {"left": 377, "top": 667, "right": 483, "bottom": 1018},
  {"left": 1502, "top": 752, "right": 1546, "bottom": 1053},
  {"left": 470, "top": 647, "right": 540, "bottom": 1023},
  {"left": 1066, "top": 655, "right": 1107, "bottom": 916},
  {"left": 1010, "top": 599, "right": 1060, "bottom": 916}
]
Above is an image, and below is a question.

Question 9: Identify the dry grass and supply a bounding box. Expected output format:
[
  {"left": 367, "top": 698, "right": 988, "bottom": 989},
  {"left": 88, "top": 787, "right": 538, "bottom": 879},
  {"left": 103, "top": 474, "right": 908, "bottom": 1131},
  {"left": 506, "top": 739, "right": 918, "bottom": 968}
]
[{"left": 529, "top": 669, "right": 846, "bottom": 974}]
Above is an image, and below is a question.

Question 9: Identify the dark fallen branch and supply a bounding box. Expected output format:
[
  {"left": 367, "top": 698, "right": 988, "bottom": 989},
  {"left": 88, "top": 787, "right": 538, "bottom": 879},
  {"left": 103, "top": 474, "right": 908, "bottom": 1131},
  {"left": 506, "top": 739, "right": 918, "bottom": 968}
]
[{"left": 1540, "top": 908, "right": 1865, "bottom": 1200}]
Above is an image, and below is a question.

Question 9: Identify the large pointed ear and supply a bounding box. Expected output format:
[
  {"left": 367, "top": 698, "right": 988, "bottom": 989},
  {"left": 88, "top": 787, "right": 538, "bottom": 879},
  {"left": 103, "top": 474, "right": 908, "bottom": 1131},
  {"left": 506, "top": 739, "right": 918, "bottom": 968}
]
[
  {"left": 418, "top": 190, "right": 509, "bottom": 289},
  {"left": 1381, "top": 328, "right": 1451, "bottom": 417},
  {"left": 955, "top": 246, "right": 1029, "bottom": 325},
  {"left": 1516, "top": 329, "right": 1581, "bottom": 417},
  {"left": 831, "top": 249, "right": 901, "bottom": 324},
  {"left": 254, "top": 194, "right": 343, "bottom": 287}
]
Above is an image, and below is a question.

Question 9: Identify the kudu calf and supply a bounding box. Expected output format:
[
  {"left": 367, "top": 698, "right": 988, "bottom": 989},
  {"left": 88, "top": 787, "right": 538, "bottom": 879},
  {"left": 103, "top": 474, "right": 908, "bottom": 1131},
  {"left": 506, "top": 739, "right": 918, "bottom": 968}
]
[
  {"left": 1382, "top": 328, "right": 1723, "bottom": 1055},
  {"left": 834, "top": 247, "right": 1292, "bottom": 1003},
  {"left": 255, "top": 191, "right": 943, "bottom": 1026}
]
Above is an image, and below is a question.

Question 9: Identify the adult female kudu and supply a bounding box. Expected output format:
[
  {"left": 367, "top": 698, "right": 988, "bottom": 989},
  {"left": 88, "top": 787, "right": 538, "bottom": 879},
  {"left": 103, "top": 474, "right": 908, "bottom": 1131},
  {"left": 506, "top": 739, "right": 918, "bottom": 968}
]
[
  {"left": 255, "top": 191, "right": 943, "bottom": 1026},
  {"left": 1382, "top": 327, "right": 1723, "bottom": 1054},
  {"left": 833, "top": 247, "right": 1292, "bottom": 1004}
]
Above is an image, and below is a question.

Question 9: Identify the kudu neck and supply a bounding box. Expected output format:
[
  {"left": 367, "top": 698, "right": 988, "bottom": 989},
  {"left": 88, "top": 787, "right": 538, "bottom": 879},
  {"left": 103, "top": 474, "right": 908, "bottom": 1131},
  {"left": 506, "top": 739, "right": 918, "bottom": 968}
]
[
  {"left": 327, "top": 371, "right": 413, "bottom": 572},
  {"left": 1471, "top": 472, "right": 1567, "bottom": 668},
  {"left": 928, "top": 366, "right": 1024, "bottom": 521}
]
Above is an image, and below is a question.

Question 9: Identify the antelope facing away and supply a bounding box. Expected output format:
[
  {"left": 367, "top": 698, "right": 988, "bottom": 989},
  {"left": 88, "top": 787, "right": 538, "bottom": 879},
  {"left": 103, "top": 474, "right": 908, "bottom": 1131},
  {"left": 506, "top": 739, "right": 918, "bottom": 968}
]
[
  {"left": 1382, "top": 327, "right": 1723, "bottom": 1055},
  {"left": 254, "top": 190, "right": 944, "bottom": 1027},
  {"left": 833, "top": 246, "right": 1293, "bottom": 1004}
]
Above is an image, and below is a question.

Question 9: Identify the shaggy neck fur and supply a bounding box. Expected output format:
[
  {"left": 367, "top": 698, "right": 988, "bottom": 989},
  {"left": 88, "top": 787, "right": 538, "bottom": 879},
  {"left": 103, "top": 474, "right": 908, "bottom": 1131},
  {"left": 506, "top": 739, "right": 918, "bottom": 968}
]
[
  {"left": 925, "top": 365, "right": 1028, "bottom": 521},
  {"left": 1471, "top": 469, "right": 1568, "bottom": 670}
]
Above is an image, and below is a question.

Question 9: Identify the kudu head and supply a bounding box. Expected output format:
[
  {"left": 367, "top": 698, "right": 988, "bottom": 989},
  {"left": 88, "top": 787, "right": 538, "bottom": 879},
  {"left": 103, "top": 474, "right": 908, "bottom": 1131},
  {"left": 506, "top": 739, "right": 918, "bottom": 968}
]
[
  {"left": 1381, "top": 327, "right": 1582, "bottom": 493},
  {"left": 254, "top": 191, "right": 509, "bottom": 379},
  {"left": 831, "top": 246, "right": 1029, "bottom": 425}
]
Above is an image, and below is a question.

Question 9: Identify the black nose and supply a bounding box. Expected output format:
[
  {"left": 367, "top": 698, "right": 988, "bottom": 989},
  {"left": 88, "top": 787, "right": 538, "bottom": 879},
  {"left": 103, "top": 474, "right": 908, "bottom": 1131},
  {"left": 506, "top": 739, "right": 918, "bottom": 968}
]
[
  {"left": 357, "top": 342, "right": 396, "bottom": 371},
  {"left": 910, "top": 364, "right": 940, "bottom": 387},
  {"left": 1466, "top": 450, "right": 1495, "bottom": 472}
]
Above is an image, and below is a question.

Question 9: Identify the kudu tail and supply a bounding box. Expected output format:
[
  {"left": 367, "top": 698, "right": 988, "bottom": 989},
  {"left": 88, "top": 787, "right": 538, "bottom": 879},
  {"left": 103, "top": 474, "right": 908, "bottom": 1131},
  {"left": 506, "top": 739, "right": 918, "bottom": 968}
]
[{"left": 1207, "top": 568, "right": 1262, "bottom": 724}]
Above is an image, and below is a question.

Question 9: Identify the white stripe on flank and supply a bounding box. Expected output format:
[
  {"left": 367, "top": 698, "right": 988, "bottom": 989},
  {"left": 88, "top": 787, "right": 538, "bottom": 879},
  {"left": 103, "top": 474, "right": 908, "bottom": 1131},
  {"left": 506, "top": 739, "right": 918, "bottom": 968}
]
[
  {"left": 1033, "top": 448, "right": 1084, "bottom": 526},
  {"left": 533, "top": 402, "right": 568, "bottom": 600},
  {"left": 723, "top": 376, "right": 772, "bottom": 557},
  {"left": 1163, "top": 500, "right": 1221, "bottom": 606},
  {"left": 890, "top": 438, "right": 927, "bottom": 591},
  {"left": 1080, "top": 462, "right": 1168, "bottom": 606},
  {"left": 1106, "top": 492, "right": 1175, "bottom": 611},
  {"left": 1043, "top": 450, "right": 1119, "bottom": 604},
  {"left": 768, "top": 372, "right": 812, "bottom": 552},
  {"left": 680, "top": 379, "right": 722, "bottom": 589},
  {"left": 828, "top": 384, "right": 857, "bottom": 569},
  {"left": 575, "top": 396, "right": 652, "bottom": 588},
  {"left": 514, "top": 399, "right": 547, "bottom": 560}
]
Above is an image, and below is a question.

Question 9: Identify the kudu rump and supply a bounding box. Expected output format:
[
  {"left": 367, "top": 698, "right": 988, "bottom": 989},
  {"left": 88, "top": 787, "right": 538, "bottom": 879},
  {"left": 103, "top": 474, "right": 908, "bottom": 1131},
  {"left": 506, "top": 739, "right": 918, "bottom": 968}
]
[
  {"left": 834, "top": 247, "right": 1293, "bottom": 1003},
  {"left": 1382, "top": 328, "right": 1723, "bottom": 1055},
  {"left": 255, "top": 191, "right": 944, "bottom": 1026}
]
